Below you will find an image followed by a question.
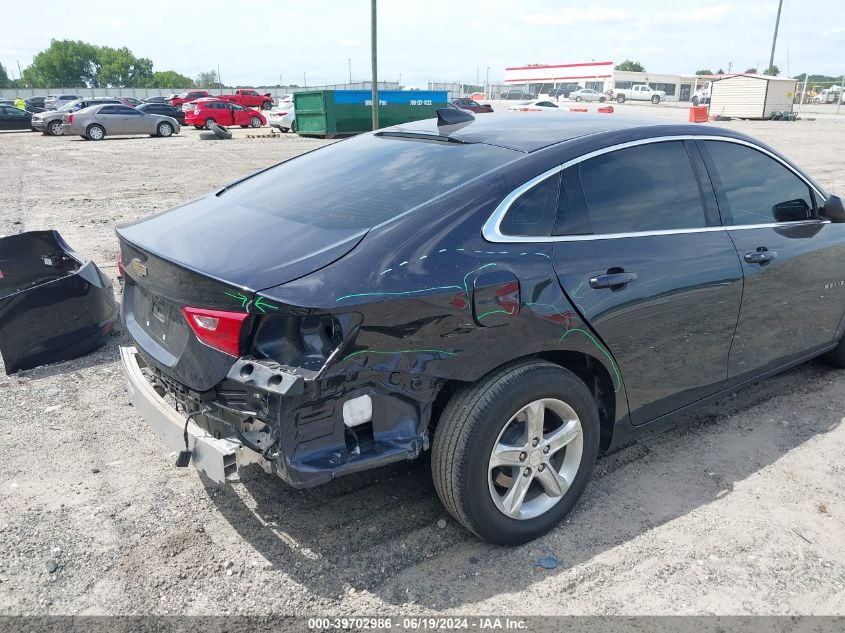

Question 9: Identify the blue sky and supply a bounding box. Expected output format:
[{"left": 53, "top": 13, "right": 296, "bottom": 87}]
[{"left": 2, "top": 0, "right": 842, "bottom": 86}]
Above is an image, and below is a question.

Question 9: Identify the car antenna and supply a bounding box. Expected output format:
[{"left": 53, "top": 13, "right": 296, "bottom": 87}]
[{"left": 436, "top": 107, "right": 475, "bottom": 127}]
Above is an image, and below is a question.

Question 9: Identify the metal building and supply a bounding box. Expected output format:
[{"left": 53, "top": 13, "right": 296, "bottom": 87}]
[{"left": 708, "top": 74, "right": 797, "bottom": 119}]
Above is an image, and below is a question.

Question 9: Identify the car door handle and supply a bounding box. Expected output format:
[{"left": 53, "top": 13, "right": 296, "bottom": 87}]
[
  {"left": 744, "top": 249, "right": 778, "bottom": 264},
  {"left": 589, "top": 272, "right": 638, "bottom": 289}
]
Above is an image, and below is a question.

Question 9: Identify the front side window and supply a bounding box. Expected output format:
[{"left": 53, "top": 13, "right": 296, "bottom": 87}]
[
  {"left": 700, "top": 141, "right": 816, "bottom": 225},
  {"left": 555, "top": 141, "right": 706, "bottom": 236},
  {"left": 499, "top": 172, "right": 561, "bottom": 237}
]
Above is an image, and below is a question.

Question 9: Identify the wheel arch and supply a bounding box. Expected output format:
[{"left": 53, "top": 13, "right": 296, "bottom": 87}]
[{"left": 430, "top": 349, "right": 620, "bottom": 454}]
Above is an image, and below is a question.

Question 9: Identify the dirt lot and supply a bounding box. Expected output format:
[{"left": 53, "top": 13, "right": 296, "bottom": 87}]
[{"left": 1, "top": 105, "right": 844, "bottom": 617}]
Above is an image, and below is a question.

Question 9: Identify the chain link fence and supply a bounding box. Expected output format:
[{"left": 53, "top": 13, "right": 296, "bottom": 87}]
[{"left": 0, "top": 81, "right": 401, "bottom": 101}]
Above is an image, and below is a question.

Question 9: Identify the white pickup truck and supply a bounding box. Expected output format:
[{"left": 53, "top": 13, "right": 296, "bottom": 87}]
[{"left": 614, "top": 85, "right": 665, "bottom": 104}]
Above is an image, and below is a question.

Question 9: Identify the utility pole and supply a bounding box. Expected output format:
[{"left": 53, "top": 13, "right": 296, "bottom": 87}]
[
  {"left": 217, "top": 64, "right": 222, "bottom": 87},
  {"left": 797, "top": 75, "right": 808, "bottom": 117},
  {"left": 303, "top": 71, "right": 307, "bottom": 88},
  {"left": 768, "top": 0, "right": 784, "bottom": 75},
  {"left": 486, "top": 66, "right": 490, "bottom": 98},
  {"left": 348, "top": 58, "right": 352, "bottom": 84},
  {"left": 837, "top": 74, "right": 845, "bottom": 115},
  {"left": 371, "top": 0, "right": 379, "bottom": 130}
]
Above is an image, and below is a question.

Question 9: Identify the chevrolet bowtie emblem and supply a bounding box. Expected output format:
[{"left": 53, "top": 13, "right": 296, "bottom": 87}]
[{"left": 130, "top": 258, "right": 148, "bottom": 277}]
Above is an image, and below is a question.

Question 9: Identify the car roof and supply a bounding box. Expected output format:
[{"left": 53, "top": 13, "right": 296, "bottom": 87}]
[{"left": 388, "top": 112, "right": 677, "bottom": 152}]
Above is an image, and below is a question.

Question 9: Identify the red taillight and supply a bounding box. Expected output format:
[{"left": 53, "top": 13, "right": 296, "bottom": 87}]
[
  {"left": 67, "top": 114, "right": 74, "bottom": 124},
  {"left": 117, "top": 254, "right": 124, "bottom": 279},
  {"left": 181, "top": 307, "right": 248, "bottom": 357}
]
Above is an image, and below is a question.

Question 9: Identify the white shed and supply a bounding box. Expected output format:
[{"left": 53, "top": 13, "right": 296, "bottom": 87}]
[{"left": 709, "top": 74, "right": 797, "bottom": 119}]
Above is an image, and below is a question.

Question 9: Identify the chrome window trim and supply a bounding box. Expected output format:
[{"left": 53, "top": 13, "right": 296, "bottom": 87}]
[{"left": 482, "top": 135, "right": 828, "bottom": 244}]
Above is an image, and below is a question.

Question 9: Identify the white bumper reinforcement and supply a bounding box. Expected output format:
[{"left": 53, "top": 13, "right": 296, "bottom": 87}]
[{"left": 120, "top": 345, "right": 261, "bottom": 483}]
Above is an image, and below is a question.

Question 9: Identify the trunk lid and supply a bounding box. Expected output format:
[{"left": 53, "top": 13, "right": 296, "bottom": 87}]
[{"left": 116, "top": 193, "right": 367, "bottom": 293}]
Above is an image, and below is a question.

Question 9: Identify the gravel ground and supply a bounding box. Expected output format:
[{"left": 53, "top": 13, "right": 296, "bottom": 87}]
[{"left": 1, "top": 105, "right": 844, "bottom": 617}]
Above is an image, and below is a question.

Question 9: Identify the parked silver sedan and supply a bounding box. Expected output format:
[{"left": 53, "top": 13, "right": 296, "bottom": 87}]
[
  {"left": 62, "top": 103, "right": 180, "bottom": 140},
  {"left": 568, "top": 88, "right": 607, "bottom": 103}
]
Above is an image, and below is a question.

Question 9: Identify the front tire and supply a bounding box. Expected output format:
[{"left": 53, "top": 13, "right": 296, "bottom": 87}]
[
  {"left": 692, "top": 96, "right": 700, "bottom": 106},
  {"left": 599, "top": 96, "right": 606, "bottom": 102},
  {"left": 431, "top": 361, "right": 599, "bottom": 545},
  {"left": 651, "top": 95, "right": 661, "bottom": 104},
  {"left": 575, "top": 96, "right": 582, "bottom": 102},
  {"left": 86, "top": 124, "right": 105, "bottom": 141},
  {"left": 156, "top": 122, "right": 173, "bottom": 137},
  {"left": 249, "top": 116, "right": 262, "bottom": 128},
  {"left": 48, "top": 120, "right": 64, "bottom": 136}
]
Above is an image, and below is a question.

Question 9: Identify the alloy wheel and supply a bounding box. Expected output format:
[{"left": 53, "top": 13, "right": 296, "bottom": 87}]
[{"left": 488, "top": 398, "right": 583, "bottom": 520}]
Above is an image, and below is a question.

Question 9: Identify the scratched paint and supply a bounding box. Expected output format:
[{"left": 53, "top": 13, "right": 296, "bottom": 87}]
[
  {"left": 374, "top": 248, "right": 552, "bottom": 277},
  {"left": 559, "top": 328, "right": 622, "bottom": 392},
  {"left": 342, "top": 348, "right": 459, "bottom": 361}
]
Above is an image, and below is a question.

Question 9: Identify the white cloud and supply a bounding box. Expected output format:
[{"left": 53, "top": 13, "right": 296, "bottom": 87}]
[{"left": 523, "top": 7, "right": 631, "bottom": 26}]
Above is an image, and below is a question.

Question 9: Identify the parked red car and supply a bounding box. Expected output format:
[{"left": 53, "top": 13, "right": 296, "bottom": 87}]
[
  {"left": 450, "top": 98, "right": 493, "bottom": 113},
  {"left": 185, "top": 99, "right": 266, "bottom": 129}
]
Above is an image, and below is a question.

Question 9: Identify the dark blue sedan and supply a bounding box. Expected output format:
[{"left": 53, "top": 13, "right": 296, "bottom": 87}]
[{"left": 116, "top": 110, "right": 845, "bottom": 544}]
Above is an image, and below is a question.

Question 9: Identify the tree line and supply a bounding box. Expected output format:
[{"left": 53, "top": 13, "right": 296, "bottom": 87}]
[{"left": 0, "top": 39, "right": 212, "bottom": 89}]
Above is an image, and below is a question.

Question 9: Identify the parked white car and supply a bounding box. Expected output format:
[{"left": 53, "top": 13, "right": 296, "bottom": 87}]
[
  {"left": 691, "top": 81, "right": 711, "bottom": 106},
  {"left": 614, "top": 85, "right": 665, "bottom": 104},
  {"left": 507, "top": 100, "right": 559, "bottom": 111},
  {"left": 568, "top": 88, "right": 607, "bottom": 103},
  {"left": 268, "top": 107, "right": 296, "bottom": 132}
]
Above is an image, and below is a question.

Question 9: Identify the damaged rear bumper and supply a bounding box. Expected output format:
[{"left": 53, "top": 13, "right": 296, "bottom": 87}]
[{"left": 120, "top": 345, "right": 265, "bottom": 483}]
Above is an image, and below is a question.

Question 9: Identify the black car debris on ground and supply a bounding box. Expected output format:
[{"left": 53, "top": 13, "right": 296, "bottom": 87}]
[
  {"left": 0, "top": 231, "right": 116, "bottom": 374},
  {"left": 116, "top": 110, "right": 845, "bottom": 544}
]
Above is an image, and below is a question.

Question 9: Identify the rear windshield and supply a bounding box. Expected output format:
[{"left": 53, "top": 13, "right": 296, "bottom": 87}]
[{"left": 223, "top": 133, "right": 519, "bottom": 229}]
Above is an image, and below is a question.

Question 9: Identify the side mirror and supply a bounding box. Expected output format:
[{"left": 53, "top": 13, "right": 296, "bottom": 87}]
[{"left": 821, "top": 194, "right": 845, "bottom": 223}]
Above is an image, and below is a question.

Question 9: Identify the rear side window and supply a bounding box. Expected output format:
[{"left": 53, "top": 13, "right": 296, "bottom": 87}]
[
  {"left": 499, "top": 173, "right": 561, "bottom": 236},
  {"left": 225, "top": 134, "right": 519, "bottom": 229},
  {"left": 700, "top": 141, "right": 816, "bottom": 224},
  {"left": 555, "top": 141, "right": 706, "bottom": 236}
]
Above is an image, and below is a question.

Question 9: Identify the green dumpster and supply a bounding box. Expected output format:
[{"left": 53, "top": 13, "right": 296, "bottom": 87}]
[{"left": 293, "top": 90, "right": 449, "bottom": 138}]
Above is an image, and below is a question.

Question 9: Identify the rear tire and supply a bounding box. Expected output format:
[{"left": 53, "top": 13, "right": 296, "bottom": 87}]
[
  {"left": 86, "top": 124, "right": 105, "bottom": 141},
  {"left": 616, "top": 94, "right": 626, "bottom": 103},
  {"left": 692, "top": 96, "right": 700, "bottom": 106},
  {"left": 431, "top": 360, "right": 599, "bottom": 545},
  {"left": 204, "top": 118, "right": 215, "bottom": 130},
  {"left": 291, "top": 120, "right": 297, "bottom": 133},
  {"left": 262, "top": 101, "right": 272, "bottom": 110}
]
